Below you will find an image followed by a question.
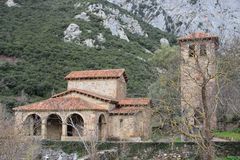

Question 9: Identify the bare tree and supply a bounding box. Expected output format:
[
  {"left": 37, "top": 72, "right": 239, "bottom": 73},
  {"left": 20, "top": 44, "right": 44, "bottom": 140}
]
[
  {"left": 47, "top": 97, "right": 101, "bottom": 160},
  {"left": 149, "top": 35, "right": 240, "bottom": 159},
  {"left": 66, "top": 113, "right": 99, "bottom": 160},
  {"left": 178, "top": 38, "right": 217, "bottom": 160},
  {"left": 217, "top": 38, "right": 240, "bottom": 130},
  {"left": 0, "top": 110, "right": 40, "bottom": 160}
]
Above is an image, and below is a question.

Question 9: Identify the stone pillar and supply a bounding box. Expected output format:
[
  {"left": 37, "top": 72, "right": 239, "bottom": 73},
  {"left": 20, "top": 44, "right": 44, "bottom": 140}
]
[
  {"left": 102, "top": 122, "right": 107, "bottom": 141},
  {"left": 29, "top": 117, "right": 34, "bottom": 136},
  {"left": 41, "top": 118, "right": 47, "bottom": 139},
  {"left": 14, "top": 112, "right": 24, "bottom": 136},
  {"left": 61, "top": 123, "right": 67, "bottom": 140}
]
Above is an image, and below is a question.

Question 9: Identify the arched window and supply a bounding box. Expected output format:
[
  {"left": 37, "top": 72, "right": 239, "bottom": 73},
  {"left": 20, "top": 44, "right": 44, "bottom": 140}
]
[
  {"left": 47, "top": 114, "right": 62, "bottom": 140},
  {"left": 200, "top": 44, "right": 207, "bottom": 56},
  {"left": 189, "top": 44, "right": 196, "bottom": 57},
  {"left": 98, "top": 114, "right": 106, "bottom": 140},
  {"left": 67, "top": 114, "right": 84, "bottom": 137},
  {"left": 24, "top": 114, "right": 41, "bottom": 136}
]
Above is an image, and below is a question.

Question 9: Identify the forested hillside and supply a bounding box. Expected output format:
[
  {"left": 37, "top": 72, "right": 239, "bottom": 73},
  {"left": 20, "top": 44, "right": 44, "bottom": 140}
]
[{"left": 0, "top": 0, "right": 176, "bottom": 110}]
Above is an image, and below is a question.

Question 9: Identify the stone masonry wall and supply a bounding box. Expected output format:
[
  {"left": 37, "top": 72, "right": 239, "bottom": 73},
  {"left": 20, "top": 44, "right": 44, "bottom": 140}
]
[
  {"left": 109, "top": 114, "right": 137, "bottom": 140},
  {"left": 116, "top": 76, "right": 127, "bottom": 99},
  {"left": 41, "top": 141, "right": 240, "bottom": 159},
  {"left": 67, "top": 77, "right": 127, "bottom": 99}
]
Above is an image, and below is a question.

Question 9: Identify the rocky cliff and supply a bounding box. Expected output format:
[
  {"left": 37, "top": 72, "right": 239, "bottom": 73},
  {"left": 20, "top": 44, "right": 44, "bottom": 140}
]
[{"left": 107, "top": 0, "right": 240, "bottom": 41}]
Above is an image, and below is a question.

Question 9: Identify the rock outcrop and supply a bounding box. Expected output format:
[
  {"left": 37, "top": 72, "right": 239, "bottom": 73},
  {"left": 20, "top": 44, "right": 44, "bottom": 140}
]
[
  {"left": 107, "top": 0, "right": 240, "bottom": 41},
  {"left": 5, "top": 0, "right": 19, "bottom": 7},
  {"left": 73, "top": 2, "right": 145, "bottom": 42},
  {"left": 64, "top": 23, "right": 82, "bottom": 43},
  {"left": 74, "top": 12, "right": 90, "bottom": 22}
]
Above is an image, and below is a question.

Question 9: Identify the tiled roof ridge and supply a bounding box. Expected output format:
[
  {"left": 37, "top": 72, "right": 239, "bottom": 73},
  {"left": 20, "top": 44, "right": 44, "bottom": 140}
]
[
  {"left": 109, "top": 106, "right": 146, "bottom": 115},
  {"left": 13, "top": 97, "right": 107, "bottom": 111},
  {"left": 52, "top": 89, "right": 118, "bottom": 103},
  {"left": 118, "top": 98, "right": 151, "bottom": 106},
  {"left": 64, "top": 68, "right": 128, "bottom": 82},
  {"left": 67, "top": 68, "right": 125, "bottom": 73},
  {"left": 13, "top": 99, "right": 49, "bottom": 111}
]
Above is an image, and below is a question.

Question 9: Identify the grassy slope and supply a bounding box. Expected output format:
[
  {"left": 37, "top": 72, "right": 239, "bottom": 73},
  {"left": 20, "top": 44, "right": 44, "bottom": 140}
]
[
  {"left": 0, "top": 0, "right": 176, "bottom": 109},
  {"left": 217, "top": 157, "right": 240, "bottom": 160}
]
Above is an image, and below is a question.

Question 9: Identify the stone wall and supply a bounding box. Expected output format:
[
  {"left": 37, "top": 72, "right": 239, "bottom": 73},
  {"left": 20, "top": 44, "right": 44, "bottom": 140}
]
[
  {"left": 67, "top": 77, "right": 127, "bottom": 99},
  {"left": 108, "top": 109, "right": 151, "bottom": 141},
  {"left": 116, "top": 76, "right": 127, "bottom": 99},
  {"left": 41, "top": 141, "right": 240, "bottom": 159},
  {"left": 41, "top": 148, "right": 118, "bottom": 160},
  {"left": 109, "top": 114, "right": 138, "bottom": 140}
]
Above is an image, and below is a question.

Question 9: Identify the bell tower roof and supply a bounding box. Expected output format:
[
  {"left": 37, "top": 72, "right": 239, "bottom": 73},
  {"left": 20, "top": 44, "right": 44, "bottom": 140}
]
[{"left": 178, "top": 32, "right": 219, "bottom": 43}]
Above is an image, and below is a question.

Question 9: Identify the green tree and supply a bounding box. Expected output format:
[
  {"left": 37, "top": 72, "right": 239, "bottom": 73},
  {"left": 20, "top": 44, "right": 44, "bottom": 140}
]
[
  {"left": 148, "top": 45, "right": 180, "bottom": 106},
  {"left": 148, "top": 45, "right": 181, "bottom": 138}
]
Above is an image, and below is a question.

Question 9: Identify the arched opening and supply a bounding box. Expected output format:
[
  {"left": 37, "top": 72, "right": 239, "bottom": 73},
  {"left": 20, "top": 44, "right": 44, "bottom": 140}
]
[
  {"left": 67, "top": 114, "right": 84, "bottom": 137},
  {"left": 98, "top": 114, "right": 106, "bottom": 141},
  {"left": 23, "top": 114, "right": 41, "bottom": 136},
  {"left": 47, "top": 114, "right": 62, "bottom": 140}
]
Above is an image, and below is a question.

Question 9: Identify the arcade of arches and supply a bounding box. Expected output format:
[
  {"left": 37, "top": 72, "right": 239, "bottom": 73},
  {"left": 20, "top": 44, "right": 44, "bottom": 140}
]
[{"left": 18, "top": 112, "right": 108, "bottom": 141}]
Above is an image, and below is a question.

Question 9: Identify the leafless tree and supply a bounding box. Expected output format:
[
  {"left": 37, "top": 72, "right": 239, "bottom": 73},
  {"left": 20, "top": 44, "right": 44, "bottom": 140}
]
[
  {"left": 217, "top": 38, "right": 240, "bottom": 130},
  {"left": 66, "top": 113, "right": 99, "bottom": 160},
  {"left": 149, "top": 36, "right": 240, "bottom": 159},
  {"left": 0, "top": 110, "right": 40, "bottom": 160},
  {"left": 48, "top": 97, "right": 101, "bottom": 160}
]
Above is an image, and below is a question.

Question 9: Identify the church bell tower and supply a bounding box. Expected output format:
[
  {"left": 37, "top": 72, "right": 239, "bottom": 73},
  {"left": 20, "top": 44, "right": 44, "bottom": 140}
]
[{"left": 178, "top": 32, "right": 219, "bottom": 131}]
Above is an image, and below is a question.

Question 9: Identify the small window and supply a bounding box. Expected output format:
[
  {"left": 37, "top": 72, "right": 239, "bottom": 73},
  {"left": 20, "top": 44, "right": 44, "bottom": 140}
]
[
  {"left": 189, "top": 44, "right": 195, "bottom": 57},
  {"left": 120, "top": 119, "right": 123, "bottom": 128},
  {"left": 200, "top": 44, "right": 207, "bottom": 56}
]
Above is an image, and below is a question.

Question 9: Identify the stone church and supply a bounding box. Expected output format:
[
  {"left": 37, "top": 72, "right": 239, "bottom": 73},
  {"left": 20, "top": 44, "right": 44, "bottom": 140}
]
[
  {"left": 14, "top": 69, "right": 152, "bottom": 141},
  {"left": 14, "top": 32, "right": 218, "bottom": 141}
]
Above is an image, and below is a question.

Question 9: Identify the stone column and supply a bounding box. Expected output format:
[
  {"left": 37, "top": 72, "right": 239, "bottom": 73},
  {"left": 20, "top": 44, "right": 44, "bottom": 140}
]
[
  {"left": 62, "top": 123, "right": 67, "bottom": 140},
  {"left": 14, "top": 112, "right": 24, "bottom": 136},
  {"left": 41, "top": 118, "right": 47, "bottom": 139},
  {"left": 29, "top": 117, "right": 33, "bottom": 136},
  {"left": 102, "top": 122, "right": 107, "bottom": 141}
]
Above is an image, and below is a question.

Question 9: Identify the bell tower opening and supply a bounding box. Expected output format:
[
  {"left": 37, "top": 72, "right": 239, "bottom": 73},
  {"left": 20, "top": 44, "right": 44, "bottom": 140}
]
[
  {"left": 200, "top": 44, "right": 207, "bottom": 56},
  {"left": 188, "top": 44, "right": 196, "bottom": 57}
]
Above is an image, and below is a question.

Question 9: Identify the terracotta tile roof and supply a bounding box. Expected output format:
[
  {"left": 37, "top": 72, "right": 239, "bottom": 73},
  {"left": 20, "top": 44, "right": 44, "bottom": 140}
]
[
  {"left": 109, "top": 107, "right": 145, "bottom": 115},
  {"left": 13, "top": 97, "right": 107, "bottom": 111},
  {"left": 118, "top": 98, "right": 151, "bottom": 106},
  {"left": 178, "top": 32, "right": 219, "bottom": 42},
  {"left": 65, "top": 69, "right": 128, "bottom": 82},
  {"left": 52, "top": 89, "right": 118, "bottom": 103}
]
